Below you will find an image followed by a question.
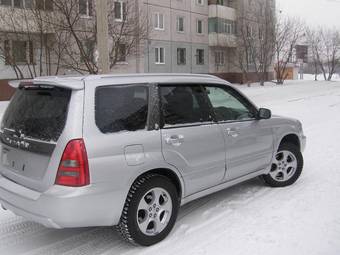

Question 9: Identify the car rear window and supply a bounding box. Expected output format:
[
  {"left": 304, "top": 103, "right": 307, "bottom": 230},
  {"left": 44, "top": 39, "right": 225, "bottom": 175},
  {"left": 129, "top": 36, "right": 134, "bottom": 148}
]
[
  {"left": 95, "top": 85, "right": 149, "bottom": 134},
  {"left": 1, "top": 86, "right": 71, "bottom": 142}
]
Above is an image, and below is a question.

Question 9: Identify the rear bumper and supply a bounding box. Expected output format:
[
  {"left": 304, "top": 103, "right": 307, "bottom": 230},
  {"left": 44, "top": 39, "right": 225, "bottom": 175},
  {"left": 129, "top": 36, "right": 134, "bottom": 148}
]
[{"left": 0, "top": 176, "right": 127, "bottom": 228}]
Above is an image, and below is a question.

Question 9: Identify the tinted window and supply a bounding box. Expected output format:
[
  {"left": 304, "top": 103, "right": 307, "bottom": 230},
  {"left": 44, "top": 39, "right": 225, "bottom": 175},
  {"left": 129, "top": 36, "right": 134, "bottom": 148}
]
[
  {"left": 205, "top": 86, "right": 256, "bottom": 122},
  {"left": 160, "top": 86, "right": 212, "bottom": 126},
  {"left": 1, "top": 86, "right": 71, "bottom": 142},
  {"left": 95, "top": 85, "right": 148, "bottom": 133}
]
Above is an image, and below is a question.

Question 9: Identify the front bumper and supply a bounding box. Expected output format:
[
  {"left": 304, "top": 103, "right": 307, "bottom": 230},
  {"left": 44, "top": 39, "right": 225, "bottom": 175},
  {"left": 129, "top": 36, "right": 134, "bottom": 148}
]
[{"left": 0, "top": 175, "right": 127, "bottom": 228}]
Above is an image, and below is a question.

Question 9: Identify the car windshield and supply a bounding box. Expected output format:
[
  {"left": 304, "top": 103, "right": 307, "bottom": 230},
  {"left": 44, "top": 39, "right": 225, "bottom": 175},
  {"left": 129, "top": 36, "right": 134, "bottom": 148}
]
[{"left": 1, "top": 86, "right": 71, "bottom": 142}]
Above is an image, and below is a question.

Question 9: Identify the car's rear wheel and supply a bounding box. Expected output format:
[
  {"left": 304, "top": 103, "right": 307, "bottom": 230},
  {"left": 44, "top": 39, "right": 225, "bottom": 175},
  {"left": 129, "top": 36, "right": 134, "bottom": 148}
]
[
  {"left": 262, "top": 143, "right": 303, "bottom": 187},
  {"left": 116, "top": 174, "right": 179, "bottom": 246}
]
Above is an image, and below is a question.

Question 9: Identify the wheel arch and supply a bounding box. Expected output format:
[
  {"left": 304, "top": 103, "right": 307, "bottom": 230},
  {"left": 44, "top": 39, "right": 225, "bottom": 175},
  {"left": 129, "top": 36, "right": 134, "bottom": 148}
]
[
  {"left": 132, "top": 168, "right": 184, "bottom": 201},
  {"left": 279, "top": 133, "right": 301, "bottom": 151}
]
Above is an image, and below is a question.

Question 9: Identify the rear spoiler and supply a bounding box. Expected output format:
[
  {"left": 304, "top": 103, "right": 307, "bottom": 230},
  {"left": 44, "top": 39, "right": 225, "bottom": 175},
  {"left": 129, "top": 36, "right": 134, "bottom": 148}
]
[{"left": 8, "top": 78, "right": 84, "bottom": 90}]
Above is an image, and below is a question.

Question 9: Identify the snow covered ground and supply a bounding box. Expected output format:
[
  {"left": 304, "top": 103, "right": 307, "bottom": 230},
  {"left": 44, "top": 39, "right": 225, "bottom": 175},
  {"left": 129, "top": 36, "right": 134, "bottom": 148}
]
[
  {"left": 0, "top": 80, "right": 340, "bottom": 255},
  {"left": 303, "top": 73, "right": 340, "bottom": 81}
]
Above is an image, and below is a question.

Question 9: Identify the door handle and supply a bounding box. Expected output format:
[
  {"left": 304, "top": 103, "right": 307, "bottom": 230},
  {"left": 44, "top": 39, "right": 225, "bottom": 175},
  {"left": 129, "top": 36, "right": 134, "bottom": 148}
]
[
  {"left": 165, "top": 135, "right": 185, "bottom": 146},
  {"left": 226, "top": 128, "right": 239, "bottom": 138}
]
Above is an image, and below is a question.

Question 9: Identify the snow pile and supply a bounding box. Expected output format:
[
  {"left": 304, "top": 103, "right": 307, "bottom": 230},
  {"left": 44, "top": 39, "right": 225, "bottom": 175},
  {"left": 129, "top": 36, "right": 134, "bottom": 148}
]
[{"left": 0, "top": 80, "right": 340, "bottom": 255}]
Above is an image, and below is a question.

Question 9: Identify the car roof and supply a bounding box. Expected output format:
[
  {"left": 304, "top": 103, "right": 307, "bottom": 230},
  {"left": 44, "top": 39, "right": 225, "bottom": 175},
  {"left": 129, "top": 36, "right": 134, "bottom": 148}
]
[{"left": 8, "top": 73, "right": 230, "bottom": 90}]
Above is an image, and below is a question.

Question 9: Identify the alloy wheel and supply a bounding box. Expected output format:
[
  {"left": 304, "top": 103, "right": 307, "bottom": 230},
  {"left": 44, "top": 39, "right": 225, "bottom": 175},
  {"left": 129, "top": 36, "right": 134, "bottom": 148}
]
[
  {"left": 137, "top": 187, "right": 173, "bottom": 236},
  {"left": 269, "top": 150, "right": 298, "bottom": 182}
]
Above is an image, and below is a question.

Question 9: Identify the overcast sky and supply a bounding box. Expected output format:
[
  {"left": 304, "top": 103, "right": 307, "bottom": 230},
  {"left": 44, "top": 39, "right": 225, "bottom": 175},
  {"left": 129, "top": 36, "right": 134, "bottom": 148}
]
[{"left": 277, "top": 0, "right": 340, "bottom": 28}]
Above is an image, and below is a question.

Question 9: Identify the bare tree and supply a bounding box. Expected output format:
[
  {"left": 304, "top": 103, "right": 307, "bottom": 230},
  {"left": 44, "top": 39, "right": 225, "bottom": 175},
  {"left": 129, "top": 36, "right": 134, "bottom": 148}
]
[
  {"left": 0, "top": 0, "right": 149, "bottom": 77},
  {"left": 306, "top": 27, "right": 340, "bottom": 81},
  {"left": 274, "top": 16, "right": 304, "bottom": 84},
  {"left": 0, "top": 32, "right": 25, "bottom": 79},
  {"left": 321, "top": 29, "right": 340, "bottom": 81},
  {"left": 51, "top": 0, "right": 148, "bottom": 74},
  {"left": 49, "top": 0, "right": 98, "bottom": 74},
  {"left": 306, "top": 28, "right": 323, "bottom": 81},
  {"left": 231, "top": 0, "right": 275, "bottom": 85},
  {"left": 0, "top": 3, "right": 62, "bottom": 79},
  {"left": 107, "top": 0, "right": 148, "bottom": 69}
]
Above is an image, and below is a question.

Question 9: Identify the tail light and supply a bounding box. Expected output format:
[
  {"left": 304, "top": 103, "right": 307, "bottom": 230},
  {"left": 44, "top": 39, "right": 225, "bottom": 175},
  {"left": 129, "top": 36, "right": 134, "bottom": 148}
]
[{"left": 55, "top": 139, "right": 90, "bottom": 187}]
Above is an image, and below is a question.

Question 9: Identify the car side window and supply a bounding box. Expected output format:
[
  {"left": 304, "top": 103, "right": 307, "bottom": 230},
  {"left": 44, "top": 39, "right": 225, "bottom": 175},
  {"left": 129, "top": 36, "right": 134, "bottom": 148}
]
[
  {"left": 159, "top": 86, "right": 212, "bottom": 126},
  {"left": 95, "top": 85, "right": 148, "bottom": 133},
  {"left": 205, "top": 86, "right": 257, "bottom": 122}
]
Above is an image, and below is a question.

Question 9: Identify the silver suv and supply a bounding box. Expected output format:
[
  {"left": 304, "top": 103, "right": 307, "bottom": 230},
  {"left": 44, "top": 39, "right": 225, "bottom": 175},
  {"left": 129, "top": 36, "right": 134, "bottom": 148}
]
[{"left": 0, "top": 74, "right": 306, "bottom": 246}]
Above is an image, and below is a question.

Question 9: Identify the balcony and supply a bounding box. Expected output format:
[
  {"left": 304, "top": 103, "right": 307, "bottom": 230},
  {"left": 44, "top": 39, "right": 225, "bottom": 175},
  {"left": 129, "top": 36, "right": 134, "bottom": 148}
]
[
  {"left": 208, "top": 15, "right": 237, "bottom": 48},
  {"left": 208, "top": 0, "right": 237, "bottom": 8},
  {"left": 208, "top": 1, "right": 237, "bottom": 21},
  {"left": 209, "top": 33, "right": 237, "bottom": 48}
]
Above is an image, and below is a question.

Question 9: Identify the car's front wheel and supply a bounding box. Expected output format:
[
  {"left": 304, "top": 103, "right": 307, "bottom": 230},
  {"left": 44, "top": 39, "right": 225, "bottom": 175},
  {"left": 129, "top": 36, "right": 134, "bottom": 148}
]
[
  {"left": 116, "top": 174, "right": 179, "bottom": 246},
  {"left": 263, "top": 143, "right": 304, "bottom": 187}
]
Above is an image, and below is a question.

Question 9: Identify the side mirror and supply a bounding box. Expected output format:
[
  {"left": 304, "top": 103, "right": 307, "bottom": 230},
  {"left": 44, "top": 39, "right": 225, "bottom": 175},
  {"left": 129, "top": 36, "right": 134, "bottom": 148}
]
[{"left": 257, "top": 108, "right": 271, "bottom": 120}]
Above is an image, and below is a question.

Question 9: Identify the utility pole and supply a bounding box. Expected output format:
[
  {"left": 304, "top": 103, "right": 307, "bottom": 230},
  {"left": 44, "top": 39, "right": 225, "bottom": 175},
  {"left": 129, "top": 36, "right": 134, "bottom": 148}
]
[
  {"left": 96, "top": 0, "right": 110, "bottom": 74},
  {"left": 134, "top": 0, "right": 139, "bottom": 73}
]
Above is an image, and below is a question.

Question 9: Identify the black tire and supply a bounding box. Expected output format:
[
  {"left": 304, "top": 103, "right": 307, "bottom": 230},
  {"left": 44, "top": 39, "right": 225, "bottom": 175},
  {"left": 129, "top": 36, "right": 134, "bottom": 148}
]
[
  {"left": 262, "top": 143, "right": 303, "bottom": 187},
  {"left": 116, "top": 174, "right": 179, "bottom": 246}
]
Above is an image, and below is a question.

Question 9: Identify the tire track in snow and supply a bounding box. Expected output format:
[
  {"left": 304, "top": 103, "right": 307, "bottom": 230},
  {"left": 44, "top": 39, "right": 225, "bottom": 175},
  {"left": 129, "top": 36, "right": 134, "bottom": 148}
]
[
  {"left": 22, "top": 228, "right": 124, "bottom": 255},
  {"left": 177, "top": 178, "right": 267, "bottom": 223},
  {"left": 0, "top": 217, "right": 26, "bottom": 234},
  {"left": 287, "top": 92, "right": 336, "bottom": 102},
  {"left": 0, "top": 217, "right": 49, "bottom": 250},
  {"left": 329, "top": 102, "right": 340, "bottom": 107}
]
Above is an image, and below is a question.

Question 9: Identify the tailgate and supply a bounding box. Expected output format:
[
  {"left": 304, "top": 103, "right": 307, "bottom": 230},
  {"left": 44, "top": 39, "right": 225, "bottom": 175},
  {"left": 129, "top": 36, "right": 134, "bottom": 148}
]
[{"left": 0, "top": 85, "right": 73, "bottom": 192}]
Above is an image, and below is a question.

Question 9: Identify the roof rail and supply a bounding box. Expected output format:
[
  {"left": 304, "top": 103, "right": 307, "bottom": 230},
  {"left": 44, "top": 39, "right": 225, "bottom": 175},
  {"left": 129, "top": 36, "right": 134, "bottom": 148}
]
[{"left": 95, "top": 73, "right": 221, "bottom": 80}]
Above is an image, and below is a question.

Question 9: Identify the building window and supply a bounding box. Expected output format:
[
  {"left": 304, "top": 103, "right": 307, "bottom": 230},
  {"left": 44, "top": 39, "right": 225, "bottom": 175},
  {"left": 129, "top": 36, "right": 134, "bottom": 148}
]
[
  {"left": 197, "top": 19, "right": 203, "bottom": 34},
  {"left": 177, "top": 16, "right": 184, "bottom": 32},
  {"left": 217, "top": 0, "right": 235, "bottom": 7},
  {"left": 154, "top": 13, "right": 164, "bottom": 30},
  {"left": 247, "top": 25, "right": 253, "bottom": 37},
  {"left": 215, "top": 51, "right": 225, "bottom": 66},
  {"left": 35, "top": 0, "right": 53, "bottom": 10},
  {"left": 114, "top": 0, "right": 126, "bottom": 21},
  {"left": 13, "top": 0, "right": 23, "bottom": 7},
  {"left": 0, "top": 0, "right": 12, "bottom": 6},
  {"left": 0, "top": 0, "right": 35, "bottom": 8},
  {"left": 196, "top": 0, "right": 204, "bottom": 6},
  {"left": 196, "top": 49, "right": 204, "bottom": 65},
  {"left": 117, "top": 43, "right": 127, "bottom": 62},
  {"left": 155, "top": 47, "right": 165, "bottom": 64},
  {"left": 4, "top": 40, "right": 34, "bottom": 65},
  {"left": 79, "top": 0, "right": 93, "bottom": 17},
  {"left": 177, "top": 48, "right": 186, "bottom": 65},
  {"left": 247, "top": 50, "right": 253, "bottom": 64},
  {"left": 258, "top": 28, "right": 263, "bottom": 40},
  {"left": 4, "top": 40, "right": 11, "bottom": 65},
  {"left": 208, "top": 18, "right": 236, "bottom": 35},
  {"left": 223, "top": 22, "right": 232, "bottom": 34},
  {"left": 82, "top": 40, "right": 95, "bottom": 63}
]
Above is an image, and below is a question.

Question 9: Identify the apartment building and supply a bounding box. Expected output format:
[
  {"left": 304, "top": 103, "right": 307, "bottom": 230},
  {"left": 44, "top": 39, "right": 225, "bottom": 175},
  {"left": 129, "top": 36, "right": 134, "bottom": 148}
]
[
  {"left": 142, "top": 0, "right": 275, "bottom": 82},
  {"left": 143, "top": 0, "right": 210, "bottom": 74},
  {"left": 0, "top": 0, "right": 276, "bottom": 85}
]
